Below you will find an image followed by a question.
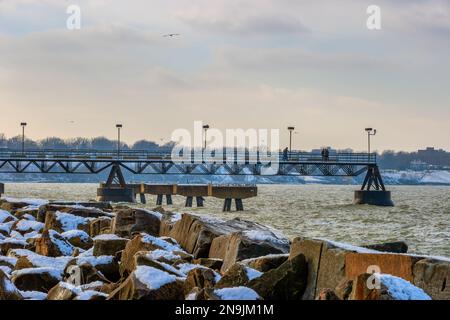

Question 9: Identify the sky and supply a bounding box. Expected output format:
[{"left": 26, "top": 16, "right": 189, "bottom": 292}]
[{"left": 0, "top": 0, "right": 449, "bottom": 152}]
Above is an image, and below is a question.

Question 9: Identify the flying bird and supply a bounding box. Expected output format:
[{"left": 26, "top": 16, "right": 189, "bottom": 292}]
[{"left": 163, "top": 33, "right": 180, "bottom": 37}]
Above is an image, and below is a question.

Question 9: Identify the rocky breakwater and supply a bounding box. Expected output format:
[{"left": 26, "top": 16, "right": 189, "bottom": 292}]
[{"left": 0, "top": 197, "right": 448, "bottom": 300}]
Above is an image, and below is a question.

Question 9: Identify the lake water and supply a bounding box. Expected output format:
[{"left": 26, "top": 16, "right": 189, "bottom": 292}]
[{"left": 2, "top": 183, "right": 449, "bottom": 257}]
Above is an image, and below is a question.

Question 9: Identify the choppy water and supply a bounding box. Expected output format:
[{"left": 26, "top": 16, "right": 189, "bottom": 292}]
[{"left": 2, "top": 183, "right": 449, "bottom": 257}]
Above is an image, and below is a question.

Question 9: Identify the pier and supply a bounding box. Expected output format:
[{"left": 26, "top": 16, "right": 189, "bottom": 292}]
[
  {"left": 0, "top": 149, "right": 393, "bottom": 208},
  {"left": 97, "top": 183, "right": 257, "bottom": 211}
]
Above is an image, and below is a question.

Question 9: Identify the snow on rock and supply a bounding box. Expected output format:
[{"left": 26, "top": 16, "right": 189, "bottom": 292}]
[
  {"left": 141, "top": 233, "right": 183, "bottom": 253},
  {"left": 76, "top": 254, "right": 114, "bottom": 267},
  {"left": 0, "top": 265, "right": 12, "bottom": 276},
  {"left": 139, "top": 208, "right": 163, "bottom": 220},
  {"left": 14, "top": 219, "right": 45, "bottom": 233},
  {"left": 376, "top": 274, "right": 432, "bottom": 300},
  {"left": 62, "top": 230, "right": 90, "bottom": 241},
  {"left": 214, "top": 287, "right": 261, "bottom": 300},
  {"left": 0, "top": 210, "right": 16, "bottom": 223},
  {"left": 55, "top": 211, "right": 90, "bottom": 232},
  {"left": 245, "top": 267, "right": 263, "bottom": 281},
  {"left": 316, "top": 238, "right": 381, "bottom": 254},
  {"left": 93, "top": 234, "right": 124, "bottom": 241},
  {"left": 242, "top": 229, "right": 290, "bottom": 247},
  {"left": 134, "top": 266, "right": 177, "bottom": 290},
  {"left": 177, "top": 263, "right": 221, "bottom": 282},
  {"left": 9, "top": 249, "right": 72, "bottom": 274},
  {"left": 2, "top": 197, "right": 49, "bottom": 206},
  {"left": 146, "top": 249, "right": 181, "bottom": 261},
  {"left": 74, "top": 290, "right": 108, "bottom": 300},
  {"left": 19, "top": 290, "right": 48, "bottom": 300},
  {"left": 46, "top": 230, "right": 75, "bottom": 256},
  {"left": 12, "top": 267, "right": 63, "bottom": 281}
]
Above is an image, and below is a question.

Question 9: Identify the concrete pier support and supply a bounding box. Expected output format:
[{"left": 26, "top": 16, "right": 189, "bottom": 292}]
[
  {"left": 355, "top": 165, "right": 394, "bottom": 206},
  {"left": 354, "top": 190, "right": 394, "bottom": 206},
  {"left": 139, "top": 193, "right": 146, "bottom": 204},
  {"left": 185, "top": 196, "right": 193, "bottom": 207},
  {"left": 0, "top": 183, "right": 4, "bottom": 198},
  {"left": 157, "top": 194, "right": 173, "bottom": 206},
  {"left": 223, "top": 198, "right": 244, "bottom": 212},
  {"left": 96, "top": 187, "right": 136, "bottom": 203},
  {"left": 196, "top": 196, "right": 204, "bottom": 207}
]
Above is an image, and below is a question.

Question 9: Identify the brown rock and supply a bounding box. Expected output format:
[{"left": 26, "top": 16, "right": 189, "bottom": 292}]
[
  {"left": 89, "top": 217, "right": 112, "bottom": 238},
  {"left": 316, "top": 288, "right": 341, "bottom": 300},
  {"left": 0, "top": 238, "right": 28, "bottom": 255},
  {"left": 35, "top": 230, "right": 75, "bottom": 257},
  {"left": 108, "top": 266, "right": 184, "bottom": 300},
  {"left": 248, "top": 253, "right": 307, "bottom": 300},
  {"left": 111, "top": 208, "right": 161, "bottom": 238},
  {"left": 11, "top": 267, "right": 61, "bottom": 292},
  {"left": 214, "top": 231, "right": 290, "bottom": 273},
  {"left": 0, "top": 200, "right": 29, "bottom": 214},
  {"left": 363, "top": 241, "right": 409, "bottom": 254},
  {"left": 289, "top": 237, "right": 423, "bottom": 300},
  {"left": 242, "top": 254, "right": 288, "bottom": 272},
  {"left": 192, "top": 258, "right": 223, "bottom": 271},
  {"left": 92, "top": 235, "right": 128, "bottom": 257},
  {"left": 351, "top": 273, "right": 395, "bottom": 300},
  {"left": 44, "top": 211, "right": 90, "bottom": 234},
  {"left": 215, "top": 263, "right": 250, "bottom": 289},
  {"left": 47, "top": 282, "right": 78, "bottom": 300},
  {"left": 413, "top": 258, "right": 450, "bottom": 300},
  {"left": 119, "top": 234, "right": 181, "bottom": 277},
  {"left": 184, "top": 267, "right": 218, "bottom": 295},
  {"left": 61, "top": 230, "right": 93, "bottom": 250},
  {"left": 0, "top": 269, "right": 23, "bottom": 300}
]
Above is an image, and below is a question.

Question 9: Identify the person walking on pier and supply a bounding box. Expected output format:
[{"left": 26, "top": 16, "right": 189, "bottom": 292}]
[
  {"left": 321, "top": 148, "right": 329, "bottom": 161},
  {"left": 282, "top": 147, "right": 289, "bottom": 161}
]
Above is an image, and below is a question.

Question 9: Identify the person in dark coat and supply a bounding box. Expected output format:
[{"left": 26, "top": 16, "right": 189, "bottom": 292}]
[{"left": 283, "top": 147, "right": 289, "bottom": 161}]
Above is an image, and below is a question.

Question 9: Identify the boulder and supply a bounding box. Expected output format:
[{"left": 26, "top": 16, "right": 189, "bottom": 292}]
[
  {"left": 0, "top": 209, "right": 17, "bottom": 223},
  {"left": 63, "top": 261, "right": 111, "bottom": 285},
  {"left": 241, "top": 254, "right": 289, "bottom": 272},
  {"left": 211, "top": 229, "right": 290, "bottom": 273},
  {"left": 316, "top": 289, "right": 341, "bottom": 300},
  {"left": 74, "top": 290, "right": 108, "bottom": 300},
  {"left": 73, "top": 254, "right": 120, "bottom": 283},
  {"left": 108, "top": 266, "right": 184, "bottom": 300},
  {"left": 215, "top": 263, "right": 251, "bottom": 289},
  {"left": 12, "top": 219, "right": 44, "bottom": 235},
  {"left": 11, "top": 267, "right": 62, "bottom": 292},
  {"left": 210, "top": 287, "right": 262, "bottom": 300},
  {"left": 363, "top": 241, "right": 408, "bottom": 253},
  {"left": 349, "top": 273, "right": 432, "bottom": 300},
  {"left": 167, "top": 214, "right": 228, "bottom": 258},
  {"left": 159, "top": 210, "right": 181, "bottom": 236},
  {"left": 89, "top": 217, "right": 112, "bottom": 238},
  {"left": 0, "top": 269, "right": 23, "bottom": 300},
  {"left": 38, "top": 204, "right": 112, "bottom": 222},
  {"left": 184, "top": 267, "right": 218, "bottom": 295},
  {"left": 61, "top": 230, "right": 93, "bottom": 250},
  {"left": 133, "top": 251, "right": 184, "bottom": 277},
  {"left": 192, "top": 258, "right": 223, "bottom": 271},
  {"left": 111, "top": 208, "right": 161, "bottom": 238},
  {"left": 288, "top": 237, "right": 423, "bottom": 300},
  {"left": 47, "top": 282, "right": 79, "bottom": 300},
  {"left": 119, "top": 233, "right": 183, "bottom": 277},
  {"left": 248, "top": 253, "right": 307, "bottom": 300},
  {"left": 0, "top": 200, "right": 29, "bottom": 214},
  {"left": 35, "top": 230, "right": 75, "bottom": 257},
  {"left": 413, "top": 258, "right": 450, "bottom": 300},
  {"left": 44, "top": 211, "right": 91, "bottom": 234},
  {"left": 92, "top": 234, "right": 128, "bottom": 257},
  {"left": 0, "top": 238, "right": 28, "bottom": 254}
]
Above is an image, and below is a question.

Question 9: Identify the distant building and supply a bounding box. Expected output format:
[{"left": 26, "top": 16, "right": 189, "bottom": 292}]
[{"left": 410, "top": 160, "right": 430, "bottom": 171}]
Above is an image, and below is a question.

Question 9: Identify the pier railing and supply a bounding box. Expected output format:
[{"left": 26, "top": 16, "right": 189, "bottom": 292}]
[{"left": 0, "top": 148, "right": 377, "bottom": 164}]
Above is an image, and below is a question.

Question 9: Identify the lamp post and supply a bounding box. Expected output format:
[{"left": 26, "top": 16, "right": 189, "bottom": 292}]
[
  {"left": 20, "top": 122, "right": 27, "bottom": 156},
  {"left": 116, "top": 124, "right": 123, "bottom": 159},
  {"left": 365, "top": 128, "right": 376, "bottom": 162},
  {"left": 287, "top": 126, "right": 295, "bottom": 160},
  {"left": 203, "top": 124, "right": 210, "bottom": 150}
]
